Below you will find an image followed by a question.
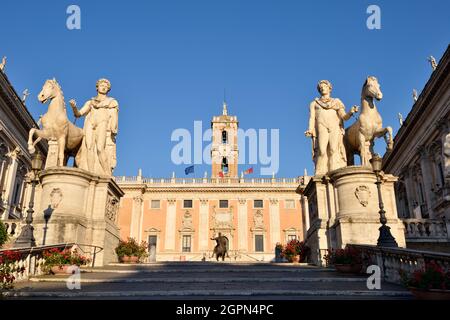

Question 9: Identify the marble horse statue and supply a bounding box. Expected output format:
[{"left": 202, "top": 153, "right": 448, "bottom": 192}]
[
  {"left": 344, "top": 76, "right": 393, "bottom": 167},
  {"left": 28, "top": 79, "right": 84, "bottom": 166}
]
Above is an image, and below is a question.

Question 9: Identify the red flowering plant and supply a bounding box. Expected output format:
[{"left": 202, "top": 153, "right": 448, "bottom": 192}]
[
  {"left": 0, "top": 250, "right": 25, "bottom": 290},
  {"left": 43, "top": 248, "right": 90, "bottom": 274},
  {"left": 323, "top": 246, "right": 362, "bottom": 266},
  {"left": 281, "top": 240, "right": 310, "bottom": 262},
  {"left": 400, "top": 261, "right": 450, "bottom": 291}
]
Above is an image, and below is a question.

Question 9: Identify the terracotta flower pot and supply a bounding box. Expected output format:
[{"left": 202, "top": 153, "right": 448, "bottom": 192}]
[
  {"left": 334, "top": 264, "right": 362, "bottom": 274},
  {"left": 50, "top": 265, "right": 73, "bottom": 275},
  {"left": 120, "top": 255, "right": 139, "bottom": 263},
  {"left": 409, "top": 288, "right": 450, "bottom": 300},
  {"left": 288, "top": 255, "right": 300, "bottom": 263}
]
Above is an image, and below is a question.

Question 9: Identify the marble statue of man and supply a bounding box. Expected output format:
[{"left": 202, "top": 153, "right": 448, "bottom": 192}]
[
  {"left": 305, "top": 80, "right": 358, "bottom": 176},
  {"left": 445, "top": 133, "right": 450, "bottom": 180},
  {"left": 70, "top": 78, "right": 118, "bottom": 176},
  {"left": 0, "top": 56, "right": 6, "bottom": 71}
]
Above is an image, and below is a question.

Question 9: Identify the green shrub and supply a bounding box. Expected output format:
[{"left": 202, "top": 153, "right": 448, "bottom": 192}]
[
  {"left": 0, "top": 222, "right": 8, "bottom": 248},
  {"left": 115, "top": 237, "right": 148, "bottom": 259}
]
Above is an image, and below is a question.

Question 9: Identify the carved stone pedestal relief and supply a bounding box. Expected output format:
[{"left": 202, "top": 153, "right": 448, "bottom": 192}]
[
  {"left": 32, "top": 167, "right": 124, "bottom": 266},
  {"left": 299, "top": 166, "right": 406, "bottom": 265}
]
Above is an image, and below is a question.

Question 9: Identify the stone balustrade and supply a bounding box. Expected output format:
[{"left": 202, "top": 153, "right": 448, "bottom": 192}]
[
  {"left": 114, "top": 176, "right": 301, "bottom": 186},
  {"left": 348, "top": 244, "right": 450, "bottom": 284},
  {"left": 402, "top": 218, "right": 449, "bottom": 241},
  {"left": 0, "top": 243, "right": 76, "bottom": 282},
  {"left": 1, "top": 219, "right": 23, "bottom": 245}
]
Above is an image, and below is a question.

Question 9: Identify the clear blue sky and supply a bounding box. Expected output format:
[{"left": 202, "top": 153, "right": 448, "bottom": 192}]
[{"left": 1, "top": 0, "right": 449, "bottom": 177}]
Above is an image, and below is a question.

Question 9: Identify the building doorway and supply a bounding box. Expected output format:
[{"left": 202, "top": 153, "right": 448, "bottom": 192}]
[{"left": 148, "top": 235, "right": 157, "bottom": 262}]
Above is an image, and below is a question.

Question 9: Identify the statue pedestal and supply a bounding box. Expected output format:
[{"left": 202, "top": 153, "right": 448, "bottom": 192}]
[
  {"left": 299, "top": 166, "right": 405, "bottom": 265},
  {"left": 33, "top": 167, "right": 124, "bottom": 266}
]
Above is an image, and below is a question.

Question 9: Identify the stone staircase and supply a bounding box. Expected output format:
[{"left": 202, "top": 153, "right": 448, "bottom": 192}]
[{"left": 5, "top": 262, "right": 412, "bottom": 299}]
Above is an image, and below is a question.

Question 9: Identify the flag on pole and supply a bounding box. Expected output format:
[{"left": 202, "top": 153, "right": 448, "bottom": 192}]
[
  {"left": 218, "top": 171, "right": 224, "bottom": 178},
  {"left": 243, "top": 167, "right": 254, "bottom": 175},
  {"left": 185, "top": 165, "right": 194, "bottom": 175}
]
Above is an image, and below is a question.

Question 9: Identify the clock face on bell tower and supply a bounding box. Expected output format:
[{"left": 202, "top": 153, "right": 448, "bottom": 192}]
[{"left": 211, "top": 102, "right": 239, "bottom": 178}]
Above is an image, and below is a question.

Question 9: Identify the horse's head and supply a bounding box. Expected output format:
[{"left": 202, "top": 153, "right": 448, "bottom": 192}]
[
  {"left": 38, "top": 78, "right": 61, "bottom": 103},
  {"left": 362, "top": 76, "right": 383, "bottom": 101}
]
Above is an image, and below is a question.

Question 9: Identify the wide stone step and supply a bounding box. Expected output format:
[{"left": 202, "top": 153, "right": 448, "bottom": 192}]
[
  {"left": 3, "top": 289, "right": 412, "bottom": 299},
  {"left": 5, "top": 263, "right": 413, "bottom": 299}
]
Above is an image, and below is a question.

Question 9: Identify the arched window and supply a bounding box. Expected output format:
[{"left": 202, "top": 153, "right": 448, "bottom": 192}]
[
  {"left": 221, "top": 157, "right": 228, "bottom": 174},
  {"left": 222, "top": 130, "right": 228, "bottom": 144}
]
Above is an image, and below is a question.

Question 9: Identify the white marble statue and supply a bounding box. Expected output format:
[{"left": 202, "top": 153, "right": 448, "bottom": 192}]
[
  {"left": 344, "top": 76, "right": 393, "bottom": 167},
  {"left": 22, "top": 89, "right": 30, "bottom": 103},
  {"left": 0, "top": 56, "right": 6, "bottom": 72},
  {"left": 445, "top": 133, "right": 450, "bottom": 179},
  {"left": 428, "top": 56, "right": 437, "bottom": 71},
  {"left": 305, "top": 80, "right": 358, "bottom": 175},
  {"left": 70, "top": 78, "right": 119, "bottom": 176},
  {"left": 398, "top": 113, "right": 403, "bottom": 126},
  {"left": 28, "top": 79, "right": 84, "bottom": 166},
  {"left": 413, "top": 89, "right": 418, "bottom": 102}
]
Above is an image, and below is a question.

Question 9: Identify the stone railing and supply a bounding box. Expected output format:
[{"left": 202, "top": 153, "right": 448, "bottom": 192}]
[
  {"left": 402, "top": 218, "right": 449, "bottom": 241},
  {"left": 348, "top": 244, "right": 450, "bottom": 284},
  {"left": 1, "top": 219, "right": 24, "bottom": 245},
  {"left": 0, "top": 243, "right": 104, "bottom": 283},
  {"left": 114, "top": 176, "right": 301, "bottom": 187},
  {"left": 0, "top": 243, "right": 76, "bottom": 282}
]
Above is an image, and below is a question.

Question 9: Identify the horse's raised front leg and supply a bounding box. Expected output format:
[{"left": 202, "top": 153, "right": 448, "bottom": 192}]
[
  {"left": 28, "top": 128, "right": 37, "bottom": 153},
  {"left": 374, "top": 127, "right": 393, "bottom": 151},
  {"left": 28, "top": 129, "right": 51, "bottom": 154},
  {"left": 385, "top": 126, "right": 393, "bottom": 150}
]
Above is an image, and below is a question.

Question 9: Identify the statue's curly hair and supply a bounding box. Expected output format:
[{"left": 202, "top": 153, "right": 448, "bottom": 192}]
[
  {"left": 96, "top": 78, "right": 111, "bottom": 92},
  {"left": 317, "top": 80, "right": 332, "bottom": 93}
]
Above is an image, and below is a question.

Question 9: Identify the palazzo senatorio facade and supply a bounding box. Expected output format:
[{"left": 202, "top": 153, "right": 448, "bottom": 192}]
[{"left": 115, "top": 103, "right": 305, "bottom": 261}]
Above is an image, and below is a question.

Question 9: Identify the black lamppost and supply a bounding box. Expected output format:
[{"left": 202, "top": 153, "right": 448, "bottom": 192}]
[
  {"left": 14, "top": 152, "right": 44, "bottom": 248},
  {"left": 370, "top": 154, "right": 398, "bottom": 248}
]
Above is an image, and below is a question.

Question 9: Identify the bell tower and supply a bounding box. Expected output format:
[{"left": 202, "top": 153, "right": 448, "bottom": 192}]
[{"left": 211, "top": 102, "right": 239, "bottom": 178}]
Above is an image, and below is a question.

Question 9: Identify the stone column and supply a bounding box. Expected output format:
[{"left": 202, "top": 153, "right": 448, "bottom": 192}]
[
  {"left": 2, "top": 147, "right": 20, "bottom": 219},
  {"left": 198, "top": 199, "right": 209, "bottom": 250},
  {"left": 269, "top": 198, "right": 281, "bottom": 248},
  {"left": 418, "top": 146, "right": 434, "bottom": 217},
  {"left": 164, "top": 199, "right": 177, "bottom": 251},
  {"left": 300, "top": 195, "right": 310, "bottom": 237},
  {"left": 401, "top": 169, "right": 416, "bottom": 218},
  {"left": 237, "top": 198, "right": 248, "bottom": 251},
  {"left": 130, "top": 195, "right": 143, "bottom": 240}
]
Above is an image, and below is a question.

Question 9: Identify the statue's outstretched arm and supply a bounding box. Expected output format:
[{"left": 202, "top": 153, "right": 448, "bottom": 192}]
[
  {"left": 70, "top": 99, "right": 91, "bottom": 118},
  {"left": 337, "top": 100, "right": 358, "bottom": 121}
]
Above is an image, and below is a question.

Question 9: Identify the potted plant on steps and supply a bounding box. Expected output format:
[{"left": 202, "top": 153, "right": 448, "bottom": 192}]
[
  {"left": 43, "top": 248, "right": 90, "bottom": 275},
  {"left": 115, "top": 237, "right": 148, "bottom": 263},
  {"left": 281, "top": 239, "right": 310, "bottom": 263},
  {"left": 400, "top": 261, "right": 450, "bottom": 300},
  {"left": 324, "top": 246, "right": 362, "bottom": 274}
]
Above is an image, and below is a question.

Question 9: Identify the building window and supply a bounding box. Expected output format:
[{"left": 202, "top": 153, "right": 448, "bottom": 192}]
[
  {"left": 183, "top": 200, "right": 193, "bottom": 208},
  {"left": 254, "top": 200, "right": 263, "bottom": 208},
  {"left": 285, "top": 199, "right": 295, "bottom": 209},
  {"left": 222, "top": 130, "right": 228, "bottom": 144},
  {"left": 288, "top": 234, "right": 297, "bottom": 242},
  {"left": 255, "top": 235, "right": 264, "bottom": 252},
  {"left": 221, "top": 157, "right": 229, "bottom": 174},
  {"left": 151, "top": 200, "right": 160, "bottom": 209},
  {"left": 219, "top": 200, "right": 228, "bottom": 208},
  {"left": 182, "top": 235, "right": 191, "bottom": 252}
]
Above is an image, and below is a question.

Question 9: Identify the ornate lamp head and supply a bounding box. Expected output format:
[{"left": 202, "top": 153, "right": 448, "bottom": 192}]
[{"left": 370, "top": 153, "right": 382, "bottom": 174}]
